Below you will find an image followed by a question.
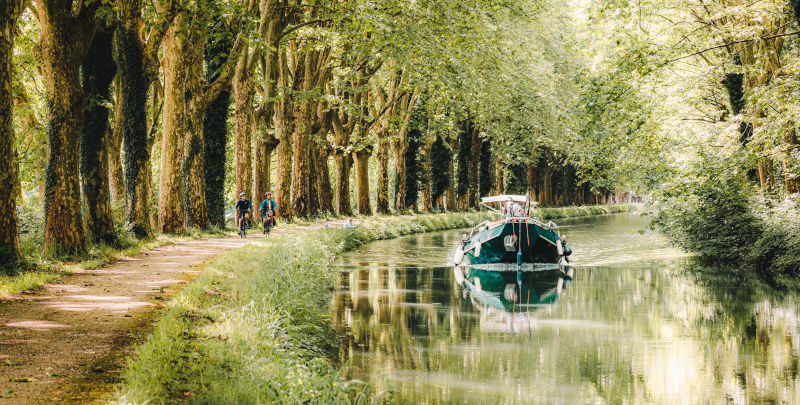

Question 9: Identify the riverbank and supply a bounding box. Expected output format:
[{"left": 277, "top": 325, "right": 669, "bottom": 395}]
[{"left": 115, "top": 205, "right": 631, "bottom": 403}]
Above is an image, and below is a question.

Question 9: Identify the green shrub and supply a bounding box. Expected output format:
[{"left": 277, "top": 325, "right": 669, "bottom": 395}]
[{"left": 654, "top": 156, "right": 762, "bottom": 262}]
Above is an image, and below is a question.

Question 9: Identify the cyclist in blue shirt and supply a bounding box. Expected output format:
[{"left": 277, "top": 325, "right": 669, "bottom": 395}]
[{"left": 260, "top": 191, "right": 278, "bottom": 234}]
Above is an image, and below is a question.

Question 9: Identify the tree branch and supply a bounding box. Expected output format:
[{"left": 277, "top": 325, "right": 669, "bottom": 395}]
[{"left": 668, "top": 30, "right": 800, "bottom": 64}]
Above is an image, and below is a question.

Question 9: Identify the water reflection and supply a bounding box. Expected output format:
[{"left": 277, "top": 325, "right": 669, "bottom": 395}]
[
  {"left": 454, "top": 266, "right": 572, "bottom": 333},
  {"left": 332, "top": 214, "right": 800, "bottom": 404}
]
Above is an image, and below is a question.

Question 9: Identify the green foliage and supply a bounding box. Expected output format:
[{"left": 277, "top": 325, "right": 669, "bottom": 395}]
[
  {"left": 203, "top": 10, "right": 233, "bottom": 229},
  {"left": 655, "top": 162, "right": 761, "bottom": 262},
  {"left": 504, "top": 163, "right": 527, "bottom": 195}
]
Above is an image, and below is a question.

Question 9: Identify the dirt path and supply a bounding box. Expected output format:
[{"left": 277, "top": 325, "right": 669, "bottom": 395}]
[{"left": 0, "top": 232, "right": 268, "bottom": 404}]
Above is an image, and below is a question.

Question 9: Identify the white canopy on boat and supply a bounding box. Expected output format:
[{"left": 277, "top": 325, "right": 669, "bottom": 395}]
[{"left": 480, "top": 195, "right": 531, "bottom": 204}]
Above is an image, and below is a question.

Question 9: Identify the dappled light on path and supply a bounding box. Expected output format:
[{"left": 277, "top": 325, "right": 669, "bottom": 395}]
[{"left": 0, "top": 233, "right": 258, "bottom": 403}]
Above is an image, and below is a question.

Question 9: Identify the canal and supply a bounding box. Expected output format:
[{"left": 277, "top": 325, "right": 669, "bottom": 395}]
[{"left": 332, "top": 213, "right": 800, "bottom": 404}]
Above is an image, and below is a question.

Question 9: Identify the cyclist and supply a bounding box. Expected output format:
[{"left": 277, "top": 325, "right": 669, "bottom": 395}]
[
  {"left": 260, "top": 191, "right": 278, "bottom": 234},
  {"left": 235, "top": 192, "right": 252, "bottom": 237}
]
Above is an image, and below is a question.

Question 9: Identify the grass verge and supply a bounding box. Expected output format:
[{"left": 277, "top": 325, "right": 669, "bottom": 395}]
[{"left": 115, "top": 205, "right": 630, "bottom": 404}]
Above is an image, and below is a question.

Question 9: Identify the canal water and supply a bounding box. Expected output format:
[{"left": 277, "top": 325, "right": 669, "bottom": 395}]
[{"left": 331, "top": 214, "right": 800, "bottom": 404}]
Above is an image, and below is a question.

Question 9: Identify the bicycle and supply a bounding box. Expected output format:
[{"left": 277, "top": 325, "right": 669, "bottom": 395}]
[
  {"left": 238, "top": 214, "right": 249, "bottom": 238},
  {"left": 263, "top": 210, "right": 274, "bottom": 235}
]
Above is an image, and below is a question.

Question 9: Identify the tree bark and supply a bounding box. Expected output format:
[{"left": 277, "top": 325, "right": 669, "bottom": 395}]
[
  {"left": 182, "top": 32, "right": 210, "bottom": 229},
  {"left": 758, "top": 159, "right": 774, "bottom": 193},
  {"left": 446, "top": 135, "right": 457, "bottom": 211},
  {"left": 375, "top": 139, "right": 390, "bottom": 214},
  {"left": 527, "top": 166, "right": 536, "bottom": 201},
  {"left": 316, "top": 143, "right": 334, "bottom": 214},
  {"left": 290, "top": 91, "right": 313, "bottom": 217},
  {"left": 290, "top": 48, "right": 331, "bottom": 218},
  {"left": 233, "top": 51, "right": 254, "bottom": 202},
  {"left": 495, "top": 159, "right": 504, "bottom": 195},
  {"left": 203, "top": 91, "right": 231, "bottom": 229},
  {"left": 0, "top": 0, "right": 23, "bottom": 270},
  {"left": 274, "top": 50, "right": 293, "bottom": 221},
  {"left": 158, "top": 22, "right": 187, "bottom": 233},
  {"left": 391, "top": 90, "right": 419, "bottom": 211},
  {"left": 37, "top": 0, "right": 98, "bottom": 256},
  {"left": 783, "top": 129, "right": 800, "bottom": 194},
  {"left": 332, "top": 153, "right": 352, "bottom": 215},
  {"left": 116, "top": 0, "right": 154, "bottom": 237},
  {"left": 80, "top": 25, "right": 116, "bottom": 244},
  {"left": 108, "top": 81, "right": 124, "bottom": 203},
  {"left": 419, "top": 129, "right": 434, "bottom": 212},
  {"left": 467, "top": 121, "right": 481, "bottom": 209},
  {"left": 355, "top": 146, "right": 372, "bottom": 215},
  {"left": 253, "top": 135, "right": 278, "bottom": 218},
  {"left": 203, "top": 17, "right": 234, "bottom": 229}
]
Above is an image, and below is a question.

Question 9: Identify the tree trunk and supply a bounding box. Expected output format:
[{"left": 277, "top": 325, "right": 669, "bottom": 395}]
[
  {"left": 37, "top": 1, "right": 96, "bottom": 256},
  {"left": 274, "top": 60, "right": 293, "bottom": 222},
  {"left": 158, "top": 22, "right": 187, "bottom": 233},
  {"left": 783, "top": 129, "right": 800, "bottom": 194},
  {"left": 291, "top": 102, "right": 314, "bottom": 218},
  {"left": 233, "top": 54, "right": 254, "bottom": 203},
  {"left": 203, "top": 93, "right": 231, "bottom": 228},
  {"left": 253, "top": 136, "right": 277, "bottom": 218},
  {"left": 446, "top": 135, "right": 457, "bottom": 211},
  {"left": 80, "top": 25, "right": 116, "bottom": 244},
  {"left": 495, "top": 160, "right": 504, "bottom": 195},
  {"left": 419, "top": 132, "right": 434, "bottom": 212},
  {"left": 375, "top": 139, "right": 390, "bottom": 214},
  {"left": 180, "top": 29, "right": 212, "bottom": 229},
  {"left": 315, "top": 143, "right": 334, "bottom": 214},
  {"left": 455, "top": 120, "right": 472, "bottom": 210},
  {"left": 543, "top": 168, "right": 554, "bottom": 206},
  {"left": 467, "top": 122, "right": 480, "bottom": 209},
  {"left": 0, "top": 0, "right": 23, "bottom": 270},
  {"left": 392, "top": 143, "right": 408, "bottom": 211},
  {"left": 203, "top": 22, "right": 233, "bottom": 229},
  {"left": 116, "top": 1, "right": 153, "bottom": 237},
  {"left": 355, "top": 147, "right": 372, "bottom": 215},
  {"left": 108, "top": 82, "right": 124, "bottom": 203},
  {"left": 527, "top": 166, "right": 536, "bottom": 201},
  {"left": 758, "top": 159, "right": 774, "bottom": 193}
]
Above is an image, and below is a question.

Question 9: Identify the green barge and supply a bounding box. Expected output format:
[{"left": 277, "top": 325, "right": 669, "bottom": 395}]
[{"left": 453, "top": 195, "right": 572, "bottom": 266}]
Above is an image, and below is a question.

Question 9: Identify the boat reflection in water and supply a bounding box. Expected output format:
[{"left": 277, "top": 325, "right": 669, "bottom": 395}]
[{"left": 454, "top": 264, "right": 574, "bottom": 332}]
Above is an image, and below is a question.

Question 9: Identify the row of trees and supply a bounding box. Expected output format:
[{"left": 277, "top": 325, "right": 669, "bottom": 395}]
[{"left": 0, "top": 0, "right": 634, "bottom": 271}]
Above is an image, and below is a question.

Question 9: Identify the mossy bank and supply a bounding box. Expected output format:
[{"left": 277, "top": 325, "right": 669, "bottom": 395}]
[{"left": 115, "top": 205, "right": 631, "bottom": 404}]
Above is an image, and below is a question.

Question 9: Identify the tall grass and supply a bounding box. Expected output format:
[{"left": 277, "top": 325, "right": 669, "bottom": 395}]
[{"left": 115, "top": 205, "right": 629, "bottom": 404}]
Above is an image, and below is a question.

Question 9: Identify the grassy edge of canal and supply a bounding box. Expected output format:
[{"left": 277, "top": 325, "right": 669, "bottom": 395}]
[{"left": 113, "top": 205, "right": 632, "bottom": 404}]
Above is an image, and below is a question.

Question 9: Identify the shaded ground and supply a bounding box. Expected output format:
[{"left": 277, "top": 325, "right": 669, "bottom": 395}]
[{"left": 0, "top": 234, "right": 262, "bottom": 404}]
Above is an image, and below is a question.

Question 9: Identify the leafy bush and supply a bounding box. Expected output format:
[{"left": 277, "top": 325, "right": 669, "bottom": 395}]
[
  {"left": 654, "top": 155, "right": 762, "bottom": 262},
  {"left": 653, "top": 153, "right": 800, "bottom": 283}
]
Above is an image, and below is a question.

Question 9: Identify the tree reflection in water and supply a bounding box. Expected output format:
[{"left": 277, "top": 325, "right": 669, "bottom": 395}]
[{"left": 331, "top": 216, "right": 800, "bottom": 404}]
